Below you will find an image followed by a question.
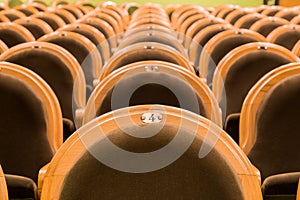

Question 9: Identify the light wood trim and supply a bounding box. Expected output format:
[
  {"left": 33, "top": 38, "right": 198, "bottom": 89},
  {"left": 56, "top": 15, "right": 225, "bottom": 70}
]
[
  {"left": 128, "top": 18, "right": 171, "bottom": 30},
  {"left": 297, "top": 178, "right": 300, "bottom": 200},
  {"left": 212, "top": 42, "right": 299, "bottom": 103},
  {"left": 0, "top": 41, "right": 86, "bottom": 111},
  {"left": 29, "top": 2, "right": 47, "bottom": 11},
  {"left": 84, "top": 60, "right": 221, "bottom": 127},
  {"left": 267, "top": 24, "right": 300, "bottom": 43},
  {"left": 215, "top": 5, "right": 241, "bottom": 19},
  {"left": 100, "top": 42, "right": 194, "bottom": 80},
  {"left": 211, "top": 4, "right": 240, "bottom": 17},
  {"left": 224, "top": 8, "right": 255, "bottom": 24},
  {"left": 260, "top": 6, "right": 283, "bottom": 16},
  {"left": 0, "top": 14, "right": 9, "bottom": 22},
  {"left": 38, "top": 30, "right": 102, "bottom": 80},
  {"left": 98, "top": 5, "right": 129, "bottom": 28},
  {"left": 0, "top": 165, "right": 8, "bottom": 200},
  {"left": 0, "top": 61, "right": 64, "bottom": 152},
  {"left": 249, "top": 16, "right": 290, "bottom": 33},
  {"left": 14, "top": 4, "right": 39, "bottom": 15},
  {"left": 0, "top": 22, "right": 35, "bottom": 42},
  {"left": 199, "top": 29, "right": 267, "bottom": 80},
  {"left": 41, "top": 105, "right": 262, "bottom": 200},
  {"left": 175, "top": 7, "right": 208, "bottom": 32},
  {"left": 171, "top": 4, "right": 201, "bottom": 26},
  {"left": 292, "top": 39, "right": 300, "bottom": 57},
  {"left": 274, "top": 7, "right": 300, "bottom": 19},
  {"left": 291, "top": 15, "right": 300, "bottom": 25},
  {"left": 93, "top": 7, "right": 125, "bottom": 32},
  {"left": 57, "top": 4, "right": 84, "bottom": 19},
  {"left": 239, "top": 62, "right": 300, "bottom": 154},
  {"left": 189, "top": 23, "right": 233, "bottom": 65}
]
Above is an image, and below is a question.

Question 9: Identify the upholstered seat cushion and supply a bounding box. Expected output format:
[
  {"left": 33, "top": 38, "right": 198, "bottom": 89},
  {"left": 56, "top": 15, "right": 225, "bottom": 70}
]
[{"left": 5, "top": 174, "right": 38, "bottom": 199}]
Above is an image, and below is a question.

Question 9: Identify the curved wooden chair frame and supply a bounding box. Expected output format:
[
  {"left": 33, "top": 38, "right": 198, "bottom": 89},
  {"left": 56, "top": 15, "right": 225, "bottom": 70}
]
[
  {"left": 0, "top": 165, "right": 8, "bottom": 200},
  {"left": 100, "top": 42, "right": 194, "bottom": 80},
  {"left": 41, "top": 104, "right": 261, "bottom": 200},
  {"left": 84, "top": 60, "right": 221, "bottom": 126}
]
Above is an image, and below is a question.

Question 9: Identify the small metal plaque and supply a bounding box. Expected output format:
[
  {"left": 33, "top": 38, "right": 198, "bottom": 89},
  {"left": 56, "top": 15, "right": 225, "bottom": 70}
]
[
  {"left": 144, "top": 65, "right": 159, "bottom": 72},
  {"left": 141, "top": 112, "right": 163, "bottom": 123}
]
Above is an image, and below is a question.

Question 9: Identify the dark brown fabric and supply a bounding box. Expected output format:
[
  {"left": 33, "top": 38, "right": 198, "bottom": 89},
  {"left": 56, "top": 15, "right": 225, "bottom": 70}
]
[
  {"left": 21, "top": 23, "right": 47, "bottom": 39},
  {"left": 97, "top": 72, "right": 207, "bottom": 117},
  {"left": 0, "top": 29, "right": 27, "bottom": 47},
  {"left": 273, "top": 30, "right": 300, "bottom": 50},
  {"left": 36, "top": 16, "right": 60, "bottom": 30},
  {"left": 4, "top": 48, "right": 74, "bottom": 121},
  {"left": 223, "top": 51, "right": 292, "bottom": 117},
  {"left": 60, "top": 124, "right": 244, "bottom": 200},
  {"left": 248, "top": 75, "right": 300, "bottom": 180},
  {"left": 255, "top": 23, "right": 284, "bottom": 37},
  {"left": 206, "top": 35, "right": 262, "bottom": 85},
  {"left": 0, "top": 74, "right": 52, "bottom": 183},
  {"left": 5, "top": 174, "right": 38, "bottom": 199}
]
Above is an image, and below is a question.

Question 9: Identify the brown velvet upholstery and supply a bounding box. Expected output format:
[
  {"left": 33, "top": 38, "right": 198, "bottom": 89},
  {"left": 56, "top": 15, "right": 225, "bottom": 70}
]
[
  {"left": 96, "top": 72, "right": 207, "bottom": 117},
  {"left": 224, "top": 51, "right": 293, "bottom": 117},
  {"left": 2, "top": 47, "right": 74, "bottom": 121},
  {"left": 248, "top": 75, "right": 300, "bottom": 180},
  {"left": 0, "top": 73, "right": 52, "bottom": 183},
  {"left": 59, "top": 124, "right": 244, "bottom": 200}
]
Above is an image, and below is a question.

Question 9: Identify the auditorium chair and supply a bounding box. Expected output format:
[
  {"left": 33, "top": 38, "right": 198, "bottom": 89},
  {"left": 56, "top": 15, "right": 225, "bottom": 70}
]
[
  {"left": 292, "top": 40, "right": 300, "bottom": 57},
  {"left": 224, "top": 8, "right": 254, "bottom": 25},
  {"left": 198, "top": 28, "right": 266, "bottom": 85},
  {"left": 14, "top": 17, "right": 53, "bottom": 39},
  {"left": 92, "top": 7, "right": 125, "bottom": 32},
  {"left": 215, "top": 4, "right": 241, "bottom": 19},
  {"left": 83, "top": 60, "right": 221, "bottom": 126},
  {"left": 79, "top": 17, "right": 117, "bottom": 50},
  {"left": 188, "top": 23, "right": 233, "bottom": 67},
  {"left": 0, "top": 22, "right": 35, "bottom": 48},
  {"left": 240, "top": 62, "right": 300, "bottom": 199},
  {"left": 128, "top": 17, "right": 171, "bottom": 30},
  {"left": 56, "top": 4, "right": 84, "bottom": 19},
  {"left": 38, "top": 30, "right": 102, "bottom": 92},
  {"left": 99, "top": 42, "right": 194, "bottom": 80},
  {"left": 47, "top": 8, "right": 77, "bottom": 24},
  {"left": 249, "top": 16, "right": 289, "bottom": 37},
  {"left": 0, "top": 13, "right": 9, "bottom": 22},
  {"left": 0, "top": 61, "right": 63, "bottom": 199},
  {"left": 0, "top": 165, "right": 8, "bottom": 200},
  {"left": 116, "top": 29, "right": 188, "bottom": 59},
  {"left": 212, "top": 42, "right": 299, "bottom": 143},
  {"left": 98, "top": 4, "right": 129, "bottom": 29},
  {"left": 40, "top": 105, "right": 262, "bottom": 200},
  {"left": 28, "top": 1, "right": 47, "bottom": 11},
  {"left": 274, "top": 7, "right": 300, "bottom": 21},
  {"left": 13, "top": 4, "right": 39, "bottom": 16},
  {"left": 267, "top": 24, "right": 300, "bottom": 50},
  {"left": 234, "top": 13, "right": 265, "bottom": 29},
  {"left": 184, "top": 16, "right": 226, "bottom": 48},
  {"left": 0, "top": 41, "right": 86, "bottom": 139},
  {"left": 291, "top": 15, "right": 300, "bottom": 25},
  {"left": 260, "top": 5, "right": 283, "bottom": 16},
  {"left": 31, "top": 12, "right": 66, "bottom": 31},
  {"left": 0, "top": 9, "right": 26, "bottom": 21},
  {"left": 58, "top": 23, "right": 110, "bottom": 63},
  {"left": 84, "top": 12, "right": 121, "bottom": 37},
  {"left": 177, "top": 13, "right": 208, "bottom": 42}
]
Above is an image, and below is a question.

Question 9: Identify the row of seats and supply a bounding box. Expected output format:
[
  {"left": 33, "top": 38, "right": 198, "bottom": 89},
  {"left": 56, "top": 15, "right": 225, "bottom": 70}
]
[{"left": 0, "top": 1, "right": 300, "bottom": 200}]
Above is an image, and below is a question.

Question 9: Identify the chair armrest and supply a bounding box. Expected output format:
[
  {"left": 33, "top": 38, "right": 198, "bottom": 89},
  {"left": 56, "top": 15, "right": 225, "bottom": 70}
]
[
  {"left": 224, "top": 113, "right": 240, "bottom": 143},
  {"left": 5, "top": 174, "right": 38, "bottom": 200},
  {"left": 38, "top": 163, "right": 49, "bottom": 198},
  {"left": 262, "top": 172, "right": 300, "bottom": 198}
]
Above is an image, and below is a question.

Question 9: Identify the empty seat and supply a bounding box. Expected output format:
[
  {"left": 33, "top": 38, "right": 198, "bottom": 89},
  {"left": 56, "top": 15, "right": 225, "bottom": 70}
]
[
  {"left": 47, "top": 8, "right": 77, "bottom": 24},
  {"left": 249, "top": 16, "right": 289, "bottom": 37},
  {"left": 83, "top": 60, "right": 221, "bottom": 126},
  {"left": 0, "top": 61, "right": 63, "bottom": 198},
  {"left": 267, "top": 24, "right": 300, "bottom": 50},
  {"left": 274, "top": 7, "right": 300, "bottom": 21},
  {"left": 212, "top": 42, "right": 298, "bottom": 142},
  {"left": 260, "top": 5, "right": 283, "bottom": 16},
  {"left": 198, "top": 28, "right": 266, "bottom": 85},
  {"left": 58, "top": 23, "right": 110, "bottom": 63},
  {"left": 31, "top": 12, "right": 66, "bottom": 31},
  {"left": 0, "top": 42, "right": 86, "bottom": 139},
  {"left": 38, "top": 31, "right": 102, "bottom": 91},
  {"left": 239, "top": 62, "right": 300, "bottom": 199},
  {"left": 40, "top": 105, "right": 262, "bottom": 200},
  {"left": 234, "top": 13, "right": 265, "bottom": 29},
  {"left": 0, "top": 9, "right": 26, "bottom": 21},
  {"left": 0, "top": 165, "right": 8, "bottom": 200},
  {"left": 174, "top": 7, "right": 208, "bottom": 31},
  {"left": 0, "top": 22, "right": 35, "bottom": 47},
  {"left": 188, "top": 23, "right": 233, "bottom": 67},
  {"left": 224, "top": 8, "right": 254, "bottom": 25},
  {"left": 57, "top": 4, "right": 84, "bottom": 19},
  {"left": 13, "top": 4, "right": 39, "bottom": 16},
  {"left": 14, "top": 17, "right": 53, "bottom": 39},
  {"left": 100, "top": 42, "right": 194, "bottom": 80}
]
